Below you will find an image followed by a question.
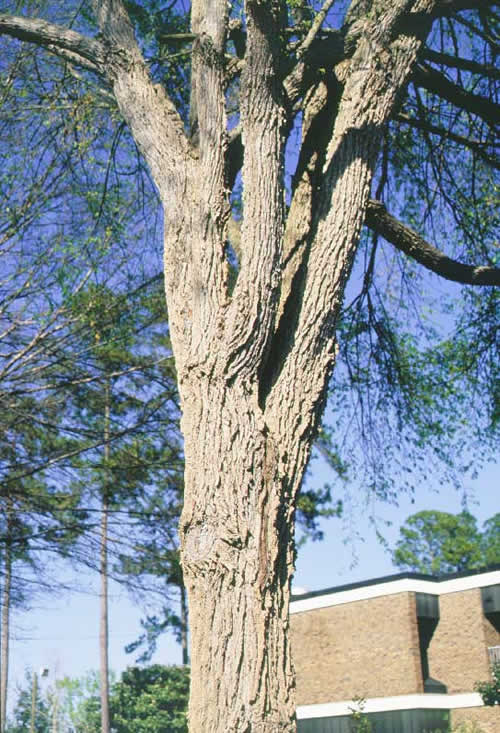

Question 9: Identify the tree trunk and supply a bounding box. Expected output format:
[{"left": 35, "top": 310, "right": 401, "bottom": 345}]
[
  {"left": 180, "top": 383, "right": 304, "bottom": 732},
  {"left": 81, "top": 3, "right": 439, "bottom": 731},
  {"left": 99, "top": 500, "right": 110, "bottom": 733},
  {"left": 0, "top": 500, "right": 13, "bottom": 733},
  {"left": 30, "top": 672, "right": 37, "bottom": 733},
  {"left": 0, "top": 548, "right": 11, "bottom": 733},
  {"left": 99, "top": 379, "right": 111, "bottom": 733}
]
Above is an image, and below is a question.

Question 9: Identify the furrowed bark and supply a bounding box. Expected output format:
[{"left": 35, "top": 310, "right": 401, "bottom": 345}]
[
  {"left": 186, "top": 0, "right": 229, "bottom": 365},
  {"left": 91, "top": 2, "right": 441, "bottom": 731},
  {"left": 1, "top": 3, "right": 460, "bottom": 733},
  {"left": 225, "top": 0, "right": 286, "bottom": 381},
  {"left": 180, "top": 584, "right": 189, "bottom": 666},
  {"left": 91, "top": 0, "right": 195, "bottom": 368},
  {"left": 267, "top": 0, "right": 439, "bottom": 428},
  {"left": 180, "top": 384, "right": 299, "bottom": 731}
]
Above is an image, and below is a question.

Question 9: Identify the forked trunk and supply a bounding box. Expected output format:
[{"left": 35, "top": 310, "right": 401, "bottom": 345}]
[{"left": 85, "top": 2, "right": 438, "bottom": 731}]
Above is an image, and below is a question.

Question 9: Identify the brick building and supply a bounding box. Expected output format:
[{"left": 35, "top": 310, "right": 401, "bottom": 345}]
[{"left": 290, "top": 567, "right": 500, "bottom": 732}]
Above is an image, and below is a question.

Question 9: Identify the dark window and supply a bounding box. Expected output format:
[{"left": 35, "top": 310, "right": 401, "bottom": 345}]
[
  {"left": 482, "top": 585, "right": 500, "bottom": 633},
  {"left": 415, "top": 593, "right": 447, "bottom": 694},
  {"left": 297, "top": 708, "right": 450, "bottom": 733}
]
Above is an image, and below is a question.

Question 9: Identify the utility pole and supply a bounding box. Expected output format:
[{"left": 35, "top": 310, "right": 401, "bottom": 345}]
[
  {"left": 30, "top": 672, "right": 37, "bottom": 733},
  {"left": 51, "top": 690, "right": 59, "bottom": 733}
]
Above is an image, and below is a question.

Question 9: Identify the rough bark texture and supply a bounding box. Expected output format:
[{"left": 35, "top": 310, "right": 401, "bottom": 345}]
[
  {"left": 91, "top": 1, "right": 438, "bottom": 730},
  {"left": 0, "top": 1, "right": 469, "bottom": 731}
]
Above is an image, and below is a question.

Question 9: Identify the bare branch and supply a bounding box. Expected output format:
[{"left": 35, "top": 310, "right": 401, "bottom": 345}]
[
  {"left": 365, "top": 199, "right": 500, "bottom": 286},
  {"left": 0, "top": 13, "right": 105, "bottom": 71},
  {"left": 296, "top": 0, "right": 337, "bottom": 60},
  {"left": 45, "top": 45, "right": 102, "bottom": 76},
  {"left": 395, "top": 113, "right": 500, "bottom": 170},
  {"left": 422, "top": 48, "right": 500, "bottom": 80},
  {"left": 412, "top": 65, "right": 500, "bottom": 129},
  {"left": 431, "top": 0, "right": 500, "bottom": 17}
]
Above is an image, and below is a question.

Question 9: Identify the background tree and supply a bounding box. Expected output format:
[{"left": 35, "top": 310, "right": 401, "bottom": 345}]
[
  {"left": 0, "top": 20, "right": 186, "bottom": 728},
  {"left": 0, "top": 440, "right": 85, "bottom": 732},
  {"left": 475, "top": 663, "right": 500, "bottom": 707},
  {"left": 109, "top": 665, "right": 189, "bottom": 733},
  {"left": 0, "top": 1, "right": 499, "bottom": 731},
  {"left": 6, "top": 666, "right": 190, "bottom": 733},
  {"left": 5, "top": 670, "right": 50, "bottom": 733},
  {"left": 482, "top": 514, "right": 500, "bottom": 568},
  {"left": 60, "top": 281, "right": 181, "bottom": 733},
  {"left": 392, "top": 510, "right": 500, "bottom": 574},
  {"left": 118, "top": 479, "right": 189, "bottom": 666}
]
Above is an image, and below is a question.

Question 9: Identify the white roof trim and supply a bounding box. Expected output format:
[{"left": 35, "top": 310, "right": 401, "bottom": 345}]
[
  {"left": 290, "top": 570, "right": 500, "bottom": 614},
  {"left": 296, "top": 692, "right": 484, "bottom": 719}
]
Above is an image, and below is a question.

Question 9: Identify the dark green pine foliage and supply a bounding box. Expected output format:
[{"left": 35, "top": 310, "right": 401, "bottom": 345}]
[
  {"left": 45, "top": 666, "right": 189, "bottom": 733},
  {"left": 61, "top": 279, "right": 182, "bottom": 575},
  {"left": 482, "top": 513, "right": 500, "bottom": 568},
  {"left": 0, "top": 394, "right": 87, "bottom": 732},
  {"left": 58, "top": 280, "right": 181, "bottom": 729}
]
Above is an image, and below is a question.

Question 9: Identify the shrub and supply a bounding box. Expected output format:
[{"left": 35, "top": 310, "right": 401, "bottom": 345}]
[{"left": 474, "top": 662, "right": 500, "bottom": 706}]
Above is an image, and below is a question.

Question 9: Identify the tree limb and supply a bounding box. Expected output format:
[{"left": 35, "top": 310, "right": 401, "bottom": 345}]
[
  {"left": 296, "top": 0, "right": 337, "bottom": 60},
  {"left": 412, "top": 64, "right": 500, "bottom": 128},
  {"left": 395, "top": 113, "right": 500, "bottom": 171},
  {"left": 0, "top": 13, "right": 106, "bottom": 71},
  {"left": 432, "top": 0, "right": 500, "bottom": 16},
  {"left": 422, "top": 48, "right": 500, "bottom": 80},
  {"left": 365, "top": 199, "right": 500, "bottom": 286}
]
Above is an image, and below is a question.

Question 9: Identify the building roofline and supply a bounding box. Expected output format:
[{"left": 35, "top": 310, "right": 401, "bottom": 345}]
[
  {"left": 290, "top": 565, "right": 500, "bottom": 614},
  {"left": 296, "top": 692, "right": 484, "bottom": 719},
  {"left": 291, "top": 564, "right": 500, "bottom": 602}
]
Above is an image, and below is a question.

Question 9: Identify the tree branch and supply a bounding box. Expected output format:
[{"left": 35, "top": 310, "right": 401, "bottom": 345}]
[
  {"left": 0, "top": 13, "right": 105, "bottom": 71},
  {"left": 412, "top": 65, "right": 500, "bottom": 129},
  {"left": 365, "top": 199, "right": 500, "bottom": 286},
  {"left": 395, "top": 113, "right": 500, "bottom": 170},
  {"left": 422, "top": 48, "right": 500, "bottom": 81},
  {"left": 89, "top": 0, "right": 189, "bottom": 190},
  {"left": 432, "top": 0, "right": 500, "bottom": 16},
  {"left": 296, "top": 0, "right": 337, "bottom": 60}
]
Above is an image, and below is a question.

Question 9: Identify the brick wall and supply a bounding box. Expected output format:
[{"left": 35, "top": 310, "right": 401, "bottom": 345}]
[
  {"left": 290, "top": 591, "right": 422, "bottom": 705},
  {"left": 450, "top": 706, "right": 499, "bottom": 733},
  {"left": 428, "top": 588, "right": 493, "bottom": 693}
]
